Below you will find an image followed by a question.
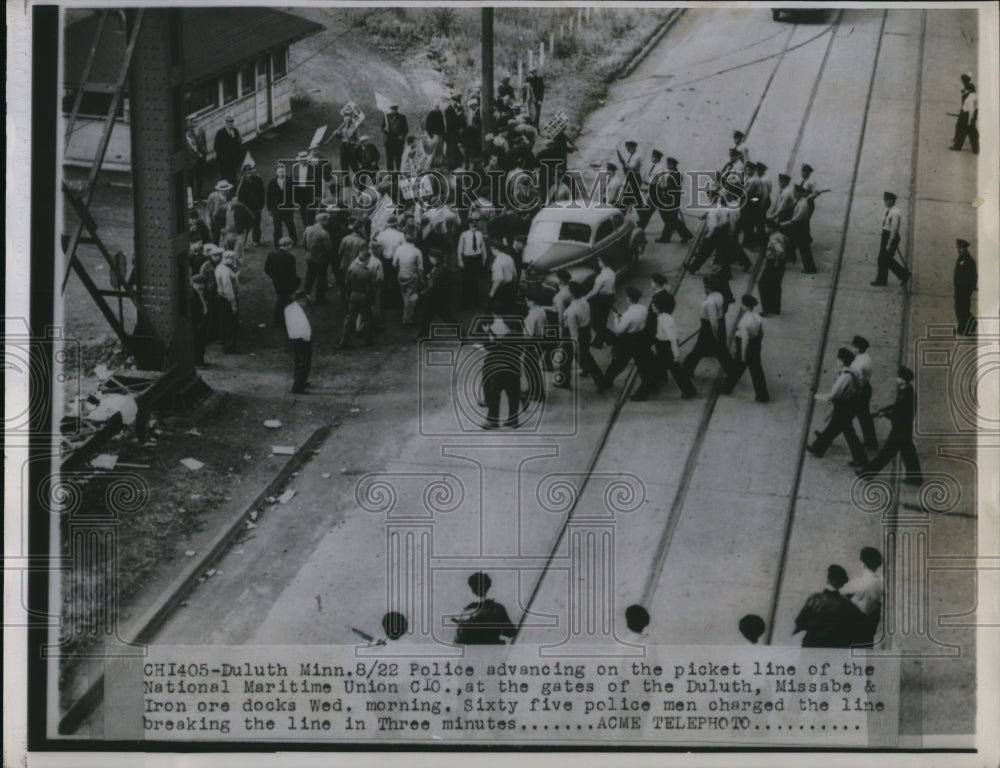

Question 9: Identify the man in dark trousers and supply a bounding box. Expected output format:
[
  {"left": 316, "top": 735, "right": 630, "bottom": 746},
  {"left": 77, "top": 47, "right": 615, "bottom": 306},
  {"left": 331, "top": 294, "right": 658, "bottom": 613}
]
[
  {"left": 452, "top": 572, "right": 515, "bottom": 644},
  {"left": 415, "top": 249, "right": 457, "bottom": 340},
  {"left": 953, "top": 238, "right": 977, "bottom": 335},
  {"left": 266, "top": 163, "right": 297, "bottom": 248},
  {"left": 236, "top": 161, "right": 266, "bottom": 247},
  {"left": 302, "top": 212, "right": 334, "bottom": 305},
  {"left": 850, "top": 335, "right": 878, "bottom": 451},
  {"left": 722, "top": 295, "right": 769, "bottom": 402},
  {"left": 780, "top": 184, "right": 816, "bottom": 274},
  {"left": 480, "top": 312, "right": 522, "bottom": 429},
  {"left": 381, "top": 103, "right": 408, "bottom": 172},
  {"left": 604, "top": 287, "right": 658, "bottom": 401},
  {"left": 339, "top": 249, "right": 376, "bottom": 348},
  {"left": 950, "top": 73, "right": 979, "bottom": 153},
  {"left": 558, "top": 281, "right": 609, "bottom": 394},
  {"left": 444, "top": 94, "right": 467, "bottom": 170},
  {"left": 651, "top": 157, "right": 693, "bottom": 244},
  {"left": 871, "top": 191, "right": 911, "bottom": 286},
  {"left": 758, "top": 220, "right": 787, "bottom": 315},
  {"left": 525, "top": 68, "right": 544, "bottom": 125},
  {"left": 284, "top": 291, "right": 312, "bottom": 395},
  {"left": 807, "top": 347, "right": 868, "bottom": 467},
  {"left": 651, "top": 290, "right": 697, "bottom": 398},
  {"left": 264, "top": 236, "right": 299, "bottom": 331},
  {"left": 213, "top": 116, "right": 242, "bottom": 184},
  {"left": 793, "top": 565, "right": 869, "bottom": 648},
  {"left": 190, "top": 274, "right": 210, "bottom": 367},
  {"left": 857, "top": 366, "right": 923, "bottom": 486},
  {"left": 425, "top": 102, "right": 445, "bottom": 140},
  {"left": 683, "top": 276, "right": 735, "bottom": 381}
]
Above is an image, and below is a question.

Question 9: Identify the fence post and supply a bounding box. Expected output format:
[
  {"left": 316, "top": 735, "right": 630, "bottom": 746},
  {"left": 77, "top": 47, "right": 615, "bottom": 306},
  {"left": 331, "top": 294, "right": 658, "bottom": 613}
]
[
  {"left": 518, "top": 59, "right": 523, "bottom": 86},
  {"left": 539, "top": 41, "right": 544, "bottom": 69},
  {"left": 528, "top": 48, "right": 533, "bottom": 69},
  {"left": 549, "top": 32, "right": 554, "bottom": 54}
]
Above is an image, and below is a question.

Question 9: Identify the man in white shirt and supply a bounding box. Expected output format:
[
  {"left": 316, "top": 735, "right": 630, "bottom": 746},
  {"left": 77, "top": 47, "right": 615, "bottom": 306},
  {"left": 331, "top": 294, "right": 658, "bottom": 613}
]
[
  {"left": 603, "top": 163, "right": 625, "bottom": 211},
  {"left": 871, "top": 191, "right": 910, "bottom": 286},
  {"left": 457, "top": 217, "right": 486, "bottom": 307},
  {"left": 603, "top": 287, "right": 657, "bottom": 401},
  {"left": 950, "top": 73, "right": 979, "bottom": 153},
  {"left": 807, "top": 347, "right": 868, "bottom": 466},
  {"left": 375, "top": 215, "right": 405, "bottom": 263},
  {"left": 214, "top": 251, "right": 239, "bottom": 353},
  {"left": 780, "top": 184, "right": 816, "bottom": 274},
  {"left": 636, "top": 149, "right": 667, "bottom": 231},
  {"left": 586, "top": 256, "right": 617, "bottom": 348},
  {"left": 284, "top": 291, "right": 312, "bottom": 394},
  {"left": 392, "top": 228, "right": 424, "bottom": 325},
  {"left": 841, "top": 547, "right": 884, "bottom": 647},
  {"left": 651, "top": 291, "right": 696, "bottom": 398},
  {"left": 850, "top": 334, "right": 878, "bottom": 450},
  {"left": 682, "top": 277, "right": 735, "bottom": 380},
  {"left": 487, "top": 245, "right": 517, "bottom": 315},
  {"left": 721, "top": 295, "right": 769, "bottom": 402},
  {"left": 558, "top": 281, "right": 610, "bottom": 393},
  {"left": 522, "top": 290, "right": 549, "bottom": 405}
]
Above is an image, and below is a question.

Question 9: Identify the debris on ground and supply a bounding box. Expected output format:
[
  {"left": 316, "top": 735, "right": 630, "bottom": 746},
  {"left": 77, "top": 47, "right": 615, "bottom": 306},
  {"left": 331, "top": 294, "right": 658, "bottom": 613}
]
[
  {"left": 277, "top": 489, "right": 297, "bottom": 504},
  {"left": 264, "top": 419, "right": 282, "bottom": 429},
  {"left": 90, "top": 454, "right": 118, "bottom": 470},
  {"left": 322, "top": 472, "right": 332, "bottom": 479},
  {"left": 186, "top": 428, "right": 202, "bottom": 436},
  {"left": 184, "top": 550, "right": 196, "bottom": 557},
  {"left": 89, "top": 393, "right": 139, "bottom": 425},
  {"left": 180, "top": 457, "right": 205, "bottom": 471},
  {"left": 272, "top": 446, "right": 295, "bottom": 455}
]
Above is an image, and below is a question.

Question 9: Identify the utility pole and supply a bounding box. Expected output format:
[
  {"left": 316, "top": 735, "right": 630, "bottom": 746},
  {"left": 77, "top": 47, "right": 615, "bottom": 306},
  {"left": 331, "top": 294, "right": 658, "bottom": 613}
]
[{"left": 481, "top": 8, "right": 494, "bottom": 150}]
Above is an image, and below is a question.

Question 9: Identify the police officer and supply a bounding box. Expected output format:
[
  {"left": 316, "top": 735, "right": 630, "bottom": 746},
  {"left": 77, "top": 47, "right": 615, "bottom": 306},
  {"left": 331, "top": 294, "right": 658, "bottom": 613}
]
[
  {"left": 652, "top": 157, "right": 693, "bottom": 244},
  {"left": 807, "top": 347, "right": 868, "bottom": 467},
  {"left": 604, "top": 287, "right": 658, "bottom": 401},
  {"left": 857, "top": 366, "right": 923, "bottom": 486},
  {"left": 758, "top": 219, "right": 787, "bottom": 316},
  {"left": 871, "top": 191, "right": 911, "bottom": 286},
  {"left": 558, "top": 281, "right": 610, "bottom": 393},
  {"left": 682, "top": 276, "right": 735, "bottom": 381},
  {"left": 953, "top": 238, "right": 977, "bottom": 335},
  {"left": 780, "top": 184, "right": 816, "bottom": 274},
  {"left": 722, "top": 295, "right": 769, "bottom": 402}
]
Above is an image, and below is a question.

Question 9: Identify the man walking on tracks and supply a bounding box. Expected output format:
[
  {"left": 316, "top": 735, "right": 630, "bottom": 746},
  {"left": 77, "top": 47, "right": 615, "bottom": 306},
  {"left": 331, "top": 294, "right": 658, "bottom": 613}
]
[
  {"left": 604, "top": 287, "right": 658, "bottom": 401},
  {"left": 557, "top": 281, "right": 610, "bottom": 394},
  {"left": 807, "top": 347, "right": 868, "bottom": 467},
  {"left": 780, "top": 184, "right": 816, "bottom": 274},
  {"left": 651, "top": 290, "right": 697, "bottom": 399},
  {"left": 722, "top": 295, "right": 769, "bottom": 402},
  {"left": 857, "top": 366, "right": 923, "bottom": 486},
  {"left": 758, "top": 220, "right": 788, "bottom": 315},
  {"left": 683, "top": 276, "right": 735, "bottom": 382},
  {"left": 850, "top": 335, "right": 878, "bottom": 451},
  {"left": 652, "top": 157, "right": 693, "bottom": 244},
  {"left": 871, "top": 191, "right": 911, "bottom": 286}
]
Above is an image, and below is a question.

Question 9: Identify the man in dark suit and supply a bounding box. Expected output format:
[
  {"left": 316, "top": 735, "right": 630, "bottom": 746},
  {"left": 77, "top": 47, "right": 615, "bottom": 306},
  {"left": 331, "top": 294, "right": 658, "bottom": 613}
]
[
  {"left": 266, "top": 163, "right": 297, "bottom": 248},
  {"left": 382, "top": 103, "right": 408, "bottom": 172},
  {"left": 213, "top": 116, "right": 242, "bottom": 184},
  {"left": 425, "top": 103, "right": 445, "bottom": 140},
  {"left": 236, "top": 161, "right": 266, "bottom": 247},
  {"left": 857, "top": 366, "right": 922, "bottom": 486},
  {"left": 264, "top": 237, "right": 300, "bottom": 331},
  {"left": 444, "top": 94, "right": 467, "bottom": 170}
]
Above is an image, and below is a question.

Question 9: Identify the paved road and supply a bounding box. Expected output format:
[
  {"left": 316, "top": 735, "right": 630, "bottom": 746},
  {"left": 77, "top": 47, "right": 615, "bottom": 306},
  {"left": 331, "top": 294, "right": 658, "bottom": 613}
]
[{"left": 152, "top": 7, "right": 980, "bottom": 742}]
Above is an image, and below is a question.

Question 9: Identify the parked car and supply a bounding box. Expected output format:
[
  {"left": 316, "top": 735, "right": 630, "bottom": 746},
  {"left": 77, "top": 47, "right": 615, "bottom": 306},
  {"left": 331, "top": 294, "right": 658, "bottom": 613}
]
[
  {"left": 520, "top": 203, "right": 646, "bottom": 301},
  {"left": 772, "top": 8, "right": 828, "bottom": 22}
]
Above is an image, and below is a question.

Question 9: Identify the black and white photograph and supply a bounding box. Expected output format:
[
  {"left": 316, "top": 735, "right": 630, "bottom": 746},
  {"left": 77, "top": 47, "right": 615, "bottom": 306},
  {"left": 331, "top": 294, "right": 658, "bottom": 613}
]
[{"left": 4, "top": 1, "right": 999, "bottom": 765}]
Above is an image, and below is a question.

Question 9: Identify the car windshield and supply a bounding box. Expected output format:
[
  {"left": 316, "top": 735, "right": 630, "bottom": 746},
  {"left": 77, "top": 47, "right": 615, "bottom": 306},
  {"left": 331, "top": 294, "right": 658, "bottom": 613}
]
[{"left": 528, "top": 219, "right": 592, "bottom": 245}]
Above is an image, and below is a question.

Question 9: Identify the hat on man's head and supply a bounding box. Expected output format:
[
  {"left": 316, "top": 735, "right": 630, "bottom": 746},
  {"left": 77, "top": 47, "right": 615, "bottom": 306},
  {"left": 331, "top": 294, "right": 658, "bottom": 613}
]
[
  {"left": 294, "top": 290, "right": 308, "bottom": 301},
  {"left": 296, "top": 150, "right": 309, "bottom": 161},
  {"left": 386, "top": 215, "right": 399, "bottom": 226},
  {"left": 225, "top": 116, "right": 234, "bottom": 124},
  {"left": 733, "top": 130, "right": 745, "bottom": 139},
  {"left": 756, "top": 162, "right": 768, "bottom": 172},
  {"left": 898, "top": 365, "right": 915, "bottom": 383},
  {"left": 957, "top": 238, "right": 970, "bottom": 248},
  {"left": 801, "top": 163, "right": 814, "bottom": 173},
  {"left": 883, "top": 191, "right": 897, "bottom": 200},
  {"left": 778, "top": 173, "right": 791, "bottom": 183},
  {"left": 279, "top": 236, "right": 294, "bottom": 247},
  {"left": 651, "top": 149, "right": 663, "bottom": 158},
  {"left": 214, "top": 179, "right": 233, "bottom": 192},
  {"left": 851, "top": 335, "right": 869, "bottom": 351},
  {"left": 221, "top": 250, "right": 235, "bottom": 263},
  {"left": 666, "top": 156, "right": 678, "bottom": 166},
  {"left": 625, "top": 139, "right": 638, "bottom": 147}
]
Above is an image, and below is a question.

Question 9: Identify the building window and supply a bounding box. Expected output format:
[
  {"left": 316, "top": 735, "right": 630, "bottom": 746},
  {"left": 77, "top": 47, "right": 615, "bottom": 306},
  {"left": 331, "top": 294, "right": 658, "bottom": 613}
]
[
  {"left": 271, "top": 48, "right": 287, "bottom": 80},
  {"left": 241, "top": 63, "right": 256, "bottom": 96},
  {"left": 184, "top": 81, "right": 218, "bottom": 116},
  {"left": 222, "top": 71, "right": 239, "bottom": 105}
]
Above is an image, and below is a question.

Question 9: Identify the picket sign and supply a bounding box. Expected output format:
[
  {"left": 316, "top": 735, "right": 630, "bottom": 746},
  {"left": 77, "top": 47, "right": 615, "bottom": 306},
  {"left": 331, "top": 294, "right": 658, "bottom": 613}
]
[{"left": 541, "top": 111, "right": 569, "bottom": 140}]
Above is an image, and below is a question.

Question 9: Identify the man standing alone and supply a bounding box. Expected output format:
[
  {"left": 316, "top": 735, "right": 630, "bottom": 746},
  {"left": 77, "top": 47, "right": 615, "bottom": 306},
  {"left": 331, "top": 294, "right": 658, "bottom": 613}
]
[
  {"left": 953, "top": 238, "right": 977, "bottom": 335},
  {"left": 871, "top": 191, "right": 910, "bottom": 286},
  {"left": 213, "top": 116, "right": 242, "bottom": 184},
  {"left": 285, "top": 291, "right": 313, "bottom": 395}
]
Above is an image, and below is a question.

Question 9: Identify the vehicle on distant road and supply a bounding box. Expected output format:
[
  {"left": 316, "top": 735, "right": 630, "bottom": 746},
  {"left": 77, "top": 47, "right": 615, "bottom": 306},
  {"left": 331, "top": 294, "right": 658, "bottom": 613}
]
[{"left": 772, "top": 8, "right": 828, "bottom": 22}]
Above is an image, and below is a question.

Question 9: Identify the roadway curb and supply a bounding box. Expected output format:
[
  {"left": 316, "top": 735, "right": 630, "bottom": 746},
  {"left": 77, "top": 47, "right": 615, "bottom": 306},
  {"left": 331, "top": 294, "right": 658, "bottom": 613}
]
[
  {"left": 58, "top": 421, "right": 334, "bottom": 735},
  {"left": 617, "top": 8, "right": 685, "bottom": 80}
]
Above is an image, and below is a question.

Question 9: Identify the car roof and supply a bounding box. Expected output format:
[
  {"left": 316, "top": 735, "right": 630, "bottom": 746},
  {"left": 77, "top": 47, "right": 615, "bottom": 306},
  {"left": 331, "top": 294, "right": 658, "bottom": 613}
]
[{"left": 532, "top": 204, "right": 622, "bottom": 226}]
